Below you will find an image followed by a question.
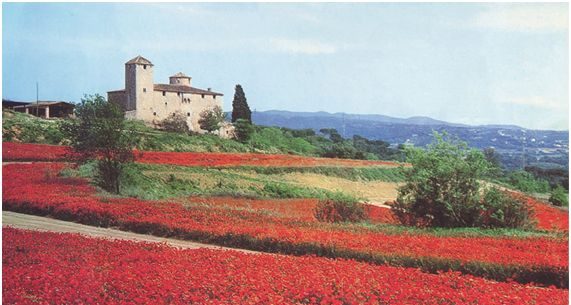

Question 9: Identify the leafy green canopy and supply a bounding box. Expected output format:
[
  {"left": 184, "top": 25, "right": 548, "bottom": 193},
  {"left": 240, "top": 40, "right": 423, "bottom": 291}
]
[
  {"left": 392, "top": 132, "right": 531, "bottom": 229},
  {"left": 61, "top": 94, "right": 136, "bottom": 193},
  {"left": 198, "top": 105, "right": 225, "bottom": 133},
  {"left": 549, "top": 186, "right": 569, "bottom": 207}
]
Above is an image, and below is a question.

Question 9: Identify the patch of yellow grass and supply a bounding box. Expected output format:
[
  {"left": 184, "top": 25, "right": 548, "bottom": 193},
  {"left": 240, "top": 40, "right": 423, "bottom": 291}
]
[{"left": 277, "top": 173, "right": 400, "bottom": 204}]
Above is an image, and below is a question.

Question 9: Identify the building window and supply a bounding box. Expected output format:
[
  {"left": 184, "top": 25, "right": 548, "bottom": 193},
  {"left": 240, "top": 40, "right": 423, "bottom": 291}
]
[
  {"left": 153, "top": 112, "right": 156, "bottom": 116},
  {"left": 162, "top": 91, "right": 166, "bottom": 96},
  {"left": 143, "top": 88, "right": 146, "bottom": 92},
  {"left": 165, "top": 102, "right": 167, "bottom": 106},
  {"left": 213, "top": 95, "right": 216, "bottom": 99},
  {"left": 177, "top": 92, "right": 180, "bottom": 96},
  {"left": 201, "top": 94, "right": 205, "bottom": 99},
  {"left": 143, "top": 65, "right": 147, "bottom": 70},
  {"left": 187, "top": 112, "right": 191, "bottom": 117}
]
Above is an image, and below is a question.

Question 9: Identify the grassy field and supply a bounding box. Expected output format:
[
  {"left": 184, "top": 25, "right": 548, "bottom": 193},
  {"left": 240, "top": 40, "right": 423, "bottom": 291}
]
[{"left": 62, "top": 162, "right": 402, "bottom": 202}]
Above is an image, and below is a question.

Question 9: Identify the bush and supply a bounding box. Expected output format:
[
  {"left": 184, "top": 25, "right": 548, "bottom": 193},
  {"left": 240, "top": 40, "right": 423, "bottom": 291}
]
[
  {"left": 198, "top": 106, "right": 225, "bottom": 133},
  {"left": 248, "top": 126, "right": 316, "bottom": 155},
  {"left": 503, "top": 170, "right": 550, "bottom": 193},
  {"left": 321, "top": 142, "right": 359, "bottom": 159},
  {"left": 233, "top": 119, "right": 254, "bottom": 143},
  {"left": 314, "top": 195, "right": 367, "bottom": 223},
  {"left": 479, "top": 188, "right": 532, "bottom": 229},
  {"left": 392, "top": 132, "right": 530, "bottom": 229},
  {"left": 159, "top": 111, "right": 189, "bottom": 133},
  {"left": 549, "top": 186, "right": 569, "bottom": 207}
]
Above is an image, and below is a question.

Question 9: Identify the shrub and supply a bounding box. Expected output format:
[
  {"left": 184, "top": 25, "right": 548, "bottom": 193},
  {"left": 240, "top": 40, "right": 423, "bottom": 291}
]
[
  {"left": 549, "top": 186, "right": 569, "bottom": 207},
  {"left": 479, "top": 188, "right": 532, "bottom": 229},
  {"left": 159, "top": 111, "right": 189, "bottom": 133},
  {"left": 314, "top": 195, "right": 367, "bottom": 223},
  {"left": 198, "top": 106, "right": 225, "bottom": 133},
  {"left": 234, "top": 119, "right": 254, "bottom": 143},
  {"left": 321, "top": 142, "right": 359, "bottom": 159},
  {"left": 503, "top": 170, "right": 550, "bottom": 193},
  {"left": 392, "top": 132, "right": 530, "bottom": 229}
]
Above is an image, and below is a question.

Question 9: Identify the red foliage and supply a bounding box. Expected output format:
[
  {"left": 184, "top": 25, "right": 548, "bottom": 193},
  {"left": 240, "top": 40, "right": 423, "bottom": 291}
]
[
  {"left": 507, "top": 191, "right": 569, "bottom": 232},
  {"left": 3, "top": 162, "right": 568, "bottom": 272},
  {"left": 364, "top": 204, "right": 399, "bottom": 224},
  {"left": 2, "top": 142, "right": 400, "bottom": 167},
  {"left": 2, "top": 142, "right": 69, "bottom": 161},
  {"left": 4, "top": 228, "right": 568, "bottom": 305}
]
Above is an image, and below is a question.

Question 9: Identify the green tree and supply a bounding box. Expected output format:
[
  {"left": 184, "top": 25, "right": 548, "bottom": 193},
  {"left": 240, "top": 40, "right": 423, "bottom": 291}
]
[
  {"left": 392, "top": 132, "right": 530, "bottom": 228},
  {"left": 549, "top": 186, "right": 569, "bottom": 207},
  {"left": 198, "top": 105, "right": 225, "bottom": 133},
  {"left": 483, "top": 147, "right": 502, "bottom": 177},
  {"left": 160, "top": 111, "right": 189, "bottom": 133},
  {"left": 319, "top": 128, "right": 343, "bottom": 143},
  {"left": 504, "top": 170, "right": 550, "bottom": 193},
  {"left": 231, "top": 84, "right": 252, "bottom": 123},
  {"left": 233, "top": 118, "right": 254, "bottom": 143},
  {"left": 60, "top": 94, "right": 136, "bottom": 194}
]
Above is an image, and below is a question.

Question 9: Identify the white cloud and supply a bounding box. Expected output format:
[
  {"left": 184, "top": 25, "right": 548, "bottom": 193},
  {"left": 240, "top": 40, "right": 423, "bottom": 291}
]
[
  {"left": 502, "top": 96, "right": 567, "bottom": 110},
  {"left": 269, "top": 38, "right": 337, "bottom": 55},
  {"left": 472, "top": 4, "right": 568, "bottom": 32}
]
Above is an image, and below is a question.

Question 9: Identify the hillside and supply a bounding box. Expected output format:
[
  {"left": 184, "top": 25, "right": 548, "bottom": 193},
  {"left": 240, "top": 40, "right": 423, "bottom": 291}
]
[
  {"left": 2, "top": 109, "right": 403, "bottom": 161},
  {"left": 253, "top": 110, "right": 569, "bottom": 170}
]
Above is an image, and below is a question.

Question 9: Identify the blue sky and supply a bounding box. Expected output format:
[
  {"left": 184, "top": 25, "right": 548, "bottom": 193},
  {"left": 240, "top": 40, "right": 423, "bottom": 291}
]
[{"left": 3, "top": 3, "right": 568, "bottom": 130}]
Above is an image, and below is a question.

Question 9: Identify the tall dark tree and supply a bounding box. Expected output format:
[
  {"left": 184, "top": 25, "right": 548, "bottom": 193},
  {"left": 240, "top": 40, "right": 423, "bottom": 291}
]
[
  {"left": 61, "top": 94, "right": 136, "bottom": 194},
  {"left": 231, "top": 84, "right": 252, "bottom": 123}
]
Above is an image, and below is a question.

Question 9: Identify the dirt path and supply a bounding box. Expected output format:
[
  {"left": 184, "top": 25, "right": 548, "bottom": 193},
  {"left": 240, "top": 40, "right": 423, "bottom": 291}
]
[{"left": 2, "top": 211, "right": 259, "bottom": 253}]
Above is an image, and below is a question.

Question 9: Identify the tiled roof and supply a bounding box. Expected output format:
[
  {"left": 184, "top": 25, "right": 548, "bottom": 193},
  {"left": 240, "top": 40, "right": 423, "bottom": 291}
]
[
  {"left": 170, "top": 72, "right": 190, "bottom": 78},
  {"left": 154, "top": 84, "right": 223, "bottom": 96},
  {"left": 125, "top": 55, "right": 153, "bottom": 66}
]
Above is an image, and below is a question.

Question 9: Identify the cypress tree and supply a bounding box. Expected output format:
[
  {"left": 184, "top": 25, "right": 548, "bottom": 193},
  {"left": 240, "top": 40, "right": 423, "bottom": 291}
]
[{"left": 231, "top": 84, "right": 252, "bottom": 123}]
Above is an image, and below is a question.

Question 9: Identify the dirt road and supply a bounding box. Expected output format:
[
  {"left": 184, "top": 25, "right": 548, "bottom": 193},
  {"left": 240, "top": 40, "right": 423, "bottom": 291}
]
[{"left": 2, "top": 211, "right": 259, "bottom": 253}]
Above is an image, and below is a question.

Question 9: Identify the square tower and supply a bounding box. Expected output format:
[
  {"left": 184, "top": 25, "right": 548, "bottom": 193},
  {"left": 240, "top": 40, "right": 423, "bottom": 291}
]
[{"left": 125, "top": 55, "right": 154, "bottom": 113}]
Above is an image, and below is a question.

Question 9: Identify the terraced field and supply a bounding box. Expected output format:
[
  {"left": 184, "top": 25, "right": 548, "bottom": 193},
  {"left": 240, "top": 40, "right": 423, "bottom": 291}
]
[{"left": 2, "top": 141, "right": 569, "bottom": 304}]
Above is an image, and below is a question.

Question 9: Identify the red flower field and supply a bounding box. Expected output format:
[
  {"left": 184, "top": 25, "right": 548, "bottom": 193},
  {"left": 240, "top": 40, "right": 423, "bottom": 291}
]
[
  {"left": 508, "top": 191, "right": 569, "bottom": 232},
  {"left": 2, "top": 142, "right": 69, "bottom": 162},
  {"left": 185, "top": 196, "right": 397, "bottom": 224},
  {"left": 3, "top": 228, "right": 568, "bottom": 305},
  {"left": 3, "top": 162, "right": 568, "bottom": 287},
  {"left": 2, "top": 141, "right": 400, "bottom": 167}
]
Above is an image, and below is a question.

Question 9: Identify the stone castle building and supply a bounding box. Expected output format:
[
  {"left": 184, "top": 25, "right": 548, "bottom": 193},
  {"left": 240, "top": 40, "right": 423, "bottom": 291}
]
[{"left": 108, "top": 56, "right": 224, "bottom": 132}]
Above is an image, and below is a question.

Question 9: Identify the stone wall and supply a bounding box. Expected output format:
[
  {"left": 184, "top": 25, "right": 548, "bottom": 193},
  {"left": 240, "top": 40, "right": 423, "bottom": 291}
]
[
  {"left": 141, "top": 90, "right": 222, "bottom": 132},
  {"left": 109, "top": 59, "right": 223, "bottom": 133}
]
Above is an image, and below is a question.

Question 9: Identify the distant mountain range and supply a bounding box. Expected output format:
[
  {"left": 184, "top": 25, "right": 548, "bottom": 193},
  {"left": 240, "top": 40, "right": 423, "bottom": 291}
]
[{"left": 252, "top": 110, "right": 569, "bottom": 169}]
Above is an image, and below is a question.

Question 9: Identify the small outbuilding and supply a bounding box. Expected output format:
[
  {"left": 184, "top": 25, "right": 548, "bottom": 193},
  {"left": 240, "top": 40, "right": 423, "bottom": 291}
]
[
  {"left": 13, "top": 101, "right": 75, "bottom": 118},
  {"left": 2, "top": 99, "right": 30, "bottom": 109}
]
